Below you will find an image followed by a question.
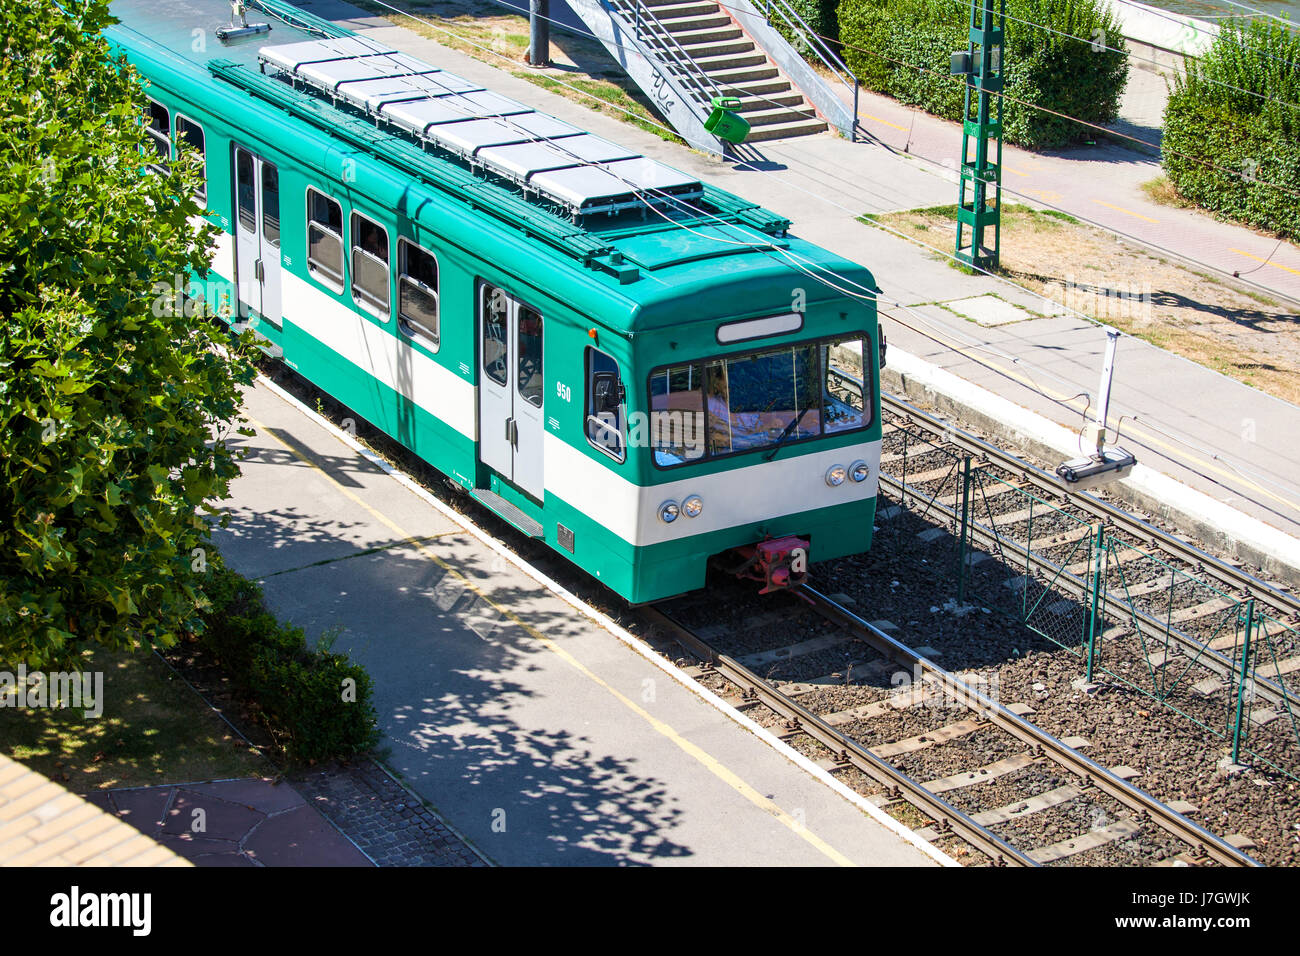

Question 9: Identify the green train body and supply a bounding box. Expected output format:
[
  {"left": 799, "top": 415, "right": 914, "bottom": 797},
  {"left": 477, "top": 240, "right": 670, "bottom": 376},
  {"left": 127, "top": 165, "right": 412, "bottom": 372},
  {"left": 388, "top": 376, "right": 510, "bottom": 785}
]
[{"left": 107, "top": 0, "right": 883, "bottom": 603}]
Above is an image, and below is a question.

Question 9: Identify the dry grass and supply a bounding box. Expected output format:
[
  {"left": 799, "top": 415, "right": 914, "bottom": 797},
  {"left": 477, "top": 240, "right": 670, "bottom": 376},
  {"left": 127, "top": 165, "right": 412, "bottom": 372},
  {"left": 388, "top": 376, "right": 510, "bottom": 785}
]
[
  {"left": 353, "top": 0, "right": 684, "bottom": 143},
  {"left": 863, "top": 204, "right": 1300, "bottom": 405},
  {"left": 1140, "top": 175, "right": 1195, "bottom": 210}
]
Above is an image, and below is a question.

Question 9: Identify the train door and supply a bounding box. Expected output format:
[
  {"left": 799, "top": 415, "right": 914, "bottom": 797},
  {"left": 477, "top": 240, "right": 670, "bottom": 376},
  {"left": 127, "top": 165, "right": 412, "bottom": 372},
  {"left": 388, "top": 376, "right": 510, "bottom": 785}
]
[
  {"left": 232, "top": 145, "right": 282, "bottom": 326},
  {"left": 478, "top": 284, "right": 544, "bottom": 500}
]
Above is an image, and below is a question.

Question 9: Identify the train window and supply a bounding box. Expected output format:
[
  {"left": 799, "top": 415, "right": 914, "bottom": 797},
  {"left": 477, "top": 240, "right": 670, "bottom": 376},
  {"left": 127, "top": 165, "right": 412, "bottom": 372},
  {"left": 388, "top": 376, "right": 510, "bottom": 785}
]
[
  {"left": 174, "top": 116, "right": 206, "bottom": 200},
  {"left": 649, "top": 334, "right": 872, "bottom": 468},
  {"left": 144, "top": 99, "right": 170, "bottom": 172},
  {"left": 398, "top": 239, "right": 439, "bottom": 350},
  {"left": 235, "top": 148, "right": 256, "bottom": 234},
  {"left": 351, "top": 212, "right": 390, "bottom": 319},
  {"left": 517, "top": 306, "right": 543, "bottom": 409},
  {"left": 306, "top": 188, "right": 344, "bottom": 290},
  {"left": 649, "top": 366, "right": 706, "bottom": 466},
  {"left": 482, "top": 286, "right": 508, "bottom": 387},
  {"left": 824, "top": 339, "right": 867, "bottom": 434},
  {"left": 585, "top": 347, "right": 624, "bottom": 461},
  {"left": 261, "top": 164, "right": 280, "bottom": 248}
]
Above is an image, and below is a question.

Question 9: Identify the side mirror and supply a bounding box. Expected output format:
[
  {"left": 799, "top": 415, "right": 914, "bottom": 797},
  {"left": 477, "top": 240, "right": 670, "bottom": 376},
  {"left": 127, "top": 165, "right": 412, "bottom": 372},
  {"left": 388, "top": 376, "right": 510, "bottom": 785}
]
[{"left": 593, "top": 371, "right": 623, "bottom": 413}]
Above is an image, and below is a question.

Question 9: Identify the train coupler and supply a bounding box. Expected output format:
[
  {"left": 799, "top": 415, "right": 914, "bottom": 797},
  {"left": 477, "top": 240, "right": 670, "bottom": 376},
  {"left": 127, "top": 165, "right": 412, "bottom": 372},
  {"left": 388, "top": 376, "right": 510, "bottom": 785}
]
[{"left": 732, "top": 536, "right": 811, "bottom": 595}]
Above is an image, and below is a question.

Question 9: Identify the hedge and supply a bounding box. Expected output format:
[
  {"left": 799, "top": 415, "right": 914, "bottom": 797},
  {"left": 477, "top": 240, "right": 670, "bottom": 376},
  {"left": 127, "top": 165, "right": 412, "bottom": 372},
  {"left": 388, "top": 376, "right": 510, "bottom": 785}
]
[
  {"left": 779, "top": 0, "right": 841, "bottom": 49},
  {"left": 196, "top": 553, "right": 379, "bottom": 763},
  {"left": 837, "top": 0, "right": 1129, "bottom": 149},
  {"left": 1163, "top": 21, "right": 1300, "bottom": 241}
]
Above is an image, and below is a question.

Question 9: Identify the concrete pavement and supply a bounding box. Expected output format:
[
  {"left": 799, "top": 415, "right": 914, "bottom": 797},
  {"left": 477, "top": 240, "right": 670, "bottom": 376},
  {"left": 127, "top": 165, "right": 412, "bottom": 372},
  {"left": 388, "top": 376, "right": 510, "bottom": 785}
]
[{"left": 213, "top": 379, "right": 942, "bottom": 866}]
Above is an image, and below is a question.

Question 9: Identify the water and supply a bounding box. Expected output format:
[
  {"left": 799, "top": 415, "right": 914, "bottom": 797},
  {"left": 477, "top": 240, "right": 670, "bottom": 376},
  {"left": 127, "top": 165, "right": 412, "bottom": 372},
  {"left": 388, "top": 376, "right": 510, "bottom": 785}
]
[{"left": 1140, "top": 0, "right": 1299, "bottom": 27}]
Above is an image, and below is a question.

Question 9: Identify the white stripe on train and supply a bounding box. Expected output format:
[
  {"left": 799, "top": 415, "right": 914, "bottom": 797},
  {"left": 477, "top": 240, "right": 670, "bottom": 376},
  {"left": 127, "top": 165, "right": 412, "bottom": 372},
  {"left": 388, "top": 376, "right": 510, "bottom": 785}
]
[{"left": 226, "top": 257, "right": 880, "bottom": 549}]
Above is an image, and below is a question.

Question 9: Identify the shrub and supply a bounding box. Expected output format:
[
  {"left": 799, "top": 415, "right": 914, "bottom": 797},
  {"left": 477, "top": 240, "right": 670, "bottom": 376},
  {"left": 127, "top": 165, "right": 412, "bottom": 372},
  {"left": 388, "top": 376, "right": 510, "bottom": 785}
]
[
  {"left": 837, "top": 0, "right": 1129, "bottom": 149},
  {"left": 778, "top": 0, "right": 841, "bottom": 50},
  {"left": 1162, "top": 20, "right": 1300, "bottom": 240},
  {"left": 196, "top": 554, "right": 379, "bottom": 763},
  {"left": 0, "top": 0, "right": 251, "bottom": 671}
]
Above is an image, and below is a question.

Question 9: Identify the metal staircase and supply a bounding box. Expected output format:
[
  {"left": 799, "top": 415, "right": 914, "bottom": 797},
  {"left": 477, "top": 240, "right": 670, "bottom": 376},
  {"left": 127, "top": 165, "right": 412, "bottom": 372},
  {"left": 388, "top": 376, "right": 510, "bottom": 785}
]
[{"left": 563, "top": 0, "right": 858, "bottom": 154}]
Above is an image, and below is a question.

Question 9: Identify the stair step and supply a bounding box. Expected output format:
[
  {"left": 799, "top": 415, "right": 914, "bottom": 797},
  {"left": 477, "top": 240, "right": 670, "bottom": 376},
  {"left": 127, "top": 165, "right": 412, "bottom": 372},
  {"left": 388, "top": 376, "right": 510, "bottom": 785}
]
[
  {"left": 731, "top": 92, "right": 807, "bottom": 111},
  {"left": 645, "top": 12, "right": 733, "bottom": 30},
  {"left": 648, "top": 1, "right": 724, "bottom": 19},
  {"left": 678, "top": 37, "right": 756, "bottom": 58},
  {"left": 720, "top": 77, "right": 794, "bottom": 96},
  {"left": 744, "top": 118, "right": 829, "bottom": 141},
  {"left": 690, "top": 50, "right": 771, "bottom": 71},
  {"left": 739, "top": 104, "right": 818, "bottom": 127},
  {"left": 706, "top": 63, "right": 781, "bottom": 83},
  {"left": 668, "top": 25, "right": 744, "bottom": 44},
  {"left": 469, "top": 488, "right": 544, "bottom": 538},
  {"left": 642, "top": 0, "right": 688, "bottom": 6}
]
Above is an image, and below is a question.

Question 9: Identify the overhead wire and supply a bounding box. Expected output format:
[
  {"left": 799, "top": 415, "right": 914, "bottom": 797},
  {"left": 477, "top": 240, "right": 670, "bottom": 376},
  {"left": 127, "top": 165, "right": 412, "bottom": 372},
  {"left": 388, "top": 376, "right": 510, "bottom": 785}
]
[
  {"left": 264, "top": 0, "right": 1300, "bottom": 509},
  {"left": 802, "top": 24, "right": 1300, "bottom": 199}
]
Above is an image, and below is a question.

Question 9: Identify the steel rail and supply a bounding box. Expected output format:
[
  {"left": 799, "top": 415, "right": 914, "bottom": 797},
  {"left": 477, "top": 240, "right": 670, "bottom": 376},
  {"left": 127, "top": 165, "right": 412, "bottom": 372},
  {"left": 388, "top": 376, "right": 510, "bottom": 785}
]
[
  {"left": 641, "top": 606, "right": 1037, "bottom": 865},
  {"left": 798, "top": 586, "right": 1262, "bottom": 867},
  {"left": 880, "top": 392, "right": 1300, "bottom": 622},
  {"left": 874, "top": 452, "right": 1300, "bottom": 714}
]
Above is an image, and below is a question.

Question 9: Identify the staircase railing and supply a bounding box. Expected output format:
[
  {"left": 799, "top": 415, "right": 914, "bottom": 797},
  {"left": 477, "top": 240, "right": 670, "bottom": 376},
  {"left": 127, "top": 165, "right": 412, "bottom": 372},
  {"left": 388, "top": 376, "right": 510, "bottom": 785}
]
[
  {"left": 611, "top": 0, "right": 723, "bottom": 108},
  {"left": 736, "top": 0, "right": 859, "bottom": 138}
]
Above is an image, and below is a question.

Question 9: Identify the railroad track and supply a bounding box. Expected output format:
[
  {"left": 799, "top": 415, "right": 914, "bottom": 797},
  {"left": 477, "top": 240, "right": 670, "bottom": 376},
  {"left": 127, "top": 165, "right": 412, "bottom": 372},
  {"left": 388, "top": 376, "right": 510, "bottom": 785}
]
[
  {"left": 881, "top": 392, "right": 1300, "bottom": 620},
  {"left": 263, "top": 364, "right": 1286, "bottom": 863},
  {"left": 644, "top": 587, "right": 1262, "bottom": 867},
  {"left": 877, "top": 393, "right": 1300, "bottom": 721}
]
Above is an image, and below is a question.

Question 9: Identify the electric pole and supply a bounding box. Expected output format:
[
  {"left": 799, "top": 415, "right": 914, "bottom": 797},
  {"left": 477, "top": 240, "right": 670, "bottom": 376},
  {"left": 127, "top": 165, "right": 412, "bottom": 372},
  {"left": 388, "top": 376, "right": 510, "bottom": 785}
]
[{"left": 951, "top": 0, "right": 1005, "bottom": 271}]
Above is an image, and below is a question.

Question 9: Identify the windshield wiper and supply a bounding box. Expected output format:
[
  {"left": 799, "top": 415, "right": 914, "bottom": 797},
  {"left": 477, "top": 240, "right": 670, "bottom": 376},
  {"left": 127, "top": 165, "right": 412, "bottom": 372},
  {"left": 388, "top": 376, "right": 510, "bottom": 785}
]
[{"left": 763, "top": 406, "right": 812, "bottom": 461}]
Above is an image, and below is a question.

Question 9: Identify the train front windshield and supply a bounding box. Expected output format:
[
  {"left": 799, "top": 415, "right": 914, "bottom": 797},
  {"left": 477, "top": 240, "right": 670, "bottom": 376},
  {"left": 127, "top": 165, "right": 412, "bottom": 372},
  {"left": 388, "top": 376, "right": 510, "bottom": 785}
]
[{"left": 649, "top": 337, "right": 870, "bottom": 467}]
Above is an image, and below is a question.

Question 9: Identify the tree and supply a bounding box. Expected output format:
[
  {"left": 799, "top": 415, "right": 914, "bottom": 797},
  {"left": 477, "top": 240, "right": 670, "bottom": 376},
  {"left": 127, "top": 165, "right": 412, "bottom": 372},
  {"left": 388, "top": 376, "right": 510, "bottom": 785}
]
[{"left": 0, "top": 0, "right": 252, "bottom": 670}]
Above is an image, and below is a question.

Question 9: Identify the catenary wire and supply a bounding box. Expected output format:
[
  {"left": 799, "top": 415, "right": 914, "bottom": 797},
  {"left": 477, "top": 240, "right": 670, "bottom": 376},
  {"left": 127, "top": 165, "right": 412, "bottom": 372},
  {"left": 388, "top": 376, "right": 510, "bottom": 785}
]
[{"left": 254, "top": 1, "right": 1299, "bottom": 507}]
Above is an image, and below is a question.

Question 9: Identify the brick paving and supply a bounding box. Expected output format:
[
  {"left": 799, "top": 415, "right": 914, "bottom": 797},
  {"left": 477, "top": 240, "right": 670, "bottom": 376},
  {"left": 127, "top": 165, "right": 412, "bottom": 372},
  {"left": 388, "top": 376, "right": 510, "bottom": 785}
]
[{"left": 291, "top": 760, "right": 488, "bottom": 867}]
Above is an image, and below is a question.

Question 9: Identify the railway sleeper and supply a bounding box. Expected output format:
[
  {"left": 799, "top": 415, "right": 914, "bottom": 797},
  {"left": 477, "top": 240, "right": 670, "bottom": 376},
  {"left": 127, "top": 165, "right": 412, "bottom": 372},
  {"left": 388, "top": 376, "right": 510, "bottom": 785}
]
[
  {"left": 1026, "top": 817, "right": 1144, "bottom": 865},
  {"left": 869, "top": 718, "right": 984, "bottom": 758}
]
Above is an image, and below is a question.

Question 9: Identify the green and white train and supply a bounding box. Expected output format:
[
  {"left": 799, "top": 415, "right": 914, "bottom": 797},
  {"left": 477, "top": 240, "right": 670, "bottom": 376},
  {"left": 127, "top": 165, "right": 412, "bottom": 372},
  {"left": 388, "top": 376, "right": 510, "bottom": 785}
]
[{"left": 108, "top": 0, "right": 883, "bottom": 603}]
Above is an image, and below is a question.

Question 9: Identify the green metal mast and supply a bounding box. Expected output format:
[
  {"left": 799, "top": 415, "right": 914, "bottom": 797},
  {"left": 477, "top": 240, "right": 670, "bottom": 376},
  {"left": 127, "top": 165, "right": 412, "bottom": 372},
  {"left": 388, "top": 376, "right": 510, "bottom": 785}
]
[{"left": 952, "top": 0, "right": 1005, "bottom": 271}]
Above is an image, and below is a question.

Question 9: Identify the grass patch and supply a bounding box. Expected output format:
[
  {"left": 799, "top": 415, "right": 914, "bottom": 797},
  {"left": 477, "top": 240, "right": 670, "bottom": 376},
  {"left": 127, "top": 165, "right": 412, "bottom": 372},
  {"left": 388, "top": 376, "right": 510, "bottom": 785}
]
[
  {"left": 861, "top": 203, "right": 1300, "bottom": 404},
  {"left": 0, "top": 647, "right": 271, "bottom": 793},
  {"left": 1141, "top": 175, "right": 1195, "bottom": 210}
]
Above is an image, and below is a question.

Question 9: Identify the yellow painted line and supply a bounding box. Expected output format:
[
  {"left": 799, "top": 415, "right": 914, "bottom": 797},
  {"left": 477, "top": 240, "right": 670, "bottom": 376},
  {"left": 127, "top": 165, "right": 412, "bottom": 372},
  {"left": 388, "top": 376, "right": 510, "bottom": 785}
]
[
  {"left": 1231, "top": 248, "right": 1300, "bottom": 278},
  {"left": 1002, "top": 166, "right": 1030, "bottom": 177},
  {"left": 1092, "top": 199, "right": 1159, "bottom": 224},
  {"left": 244, "top": 414, "right": 857, "bottom": 867},
  {"left": 860, "top": 111, "right": 909, "bottom": 132},
  {"left": 1024, "top": 188, "right": 1064, "bottom": 204}
]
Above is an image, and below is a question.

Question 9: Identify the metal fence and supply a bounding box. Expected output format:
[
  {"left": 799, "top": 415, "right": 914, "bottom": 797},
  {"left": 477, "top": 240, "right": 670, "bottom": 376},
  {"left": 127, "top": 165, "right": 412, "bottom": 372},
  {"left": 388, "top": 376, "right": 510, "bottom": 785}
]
[{"left": 878, "top": 442, "right": 1300, "bottom": 781}]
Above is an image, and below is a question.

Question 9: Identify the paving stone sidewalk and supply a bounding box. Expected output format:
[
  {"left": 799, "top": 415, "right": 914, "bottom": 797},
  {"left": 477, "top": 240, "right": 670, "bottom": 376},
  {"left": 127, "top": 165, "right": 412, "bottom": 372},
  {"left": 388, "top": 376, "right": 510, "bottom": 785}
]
[
  {"left": 90, "top": 761, "right": 486, "bottom": 866},
  {"left": 291, "top": 761, "right": 489, "bottom": 867},
  {"left": 87, "top": 776, "right": 371, "bottom": 867}
]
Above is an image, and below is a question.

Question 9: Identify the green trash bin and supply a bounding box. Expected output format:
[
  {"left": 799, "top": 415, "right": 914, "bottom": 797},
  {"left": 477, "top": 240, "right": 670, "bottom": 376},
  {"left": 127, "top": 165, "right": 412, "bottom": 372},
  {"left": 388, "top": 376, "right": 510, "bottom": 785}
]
[{"left": 705, "top": 96, "right": 750, "bottom": 144}]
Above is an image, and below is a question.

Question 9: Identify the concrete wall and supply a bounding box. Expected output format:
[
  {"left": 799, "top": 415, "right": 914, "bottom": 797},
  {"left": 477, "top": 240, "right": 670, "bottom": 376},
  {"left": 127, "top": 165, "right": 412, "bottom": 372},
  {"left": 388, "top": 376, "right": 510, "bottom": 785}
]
[{"left": 1101, "top": 0, "right": 1218, "bottom": 74}]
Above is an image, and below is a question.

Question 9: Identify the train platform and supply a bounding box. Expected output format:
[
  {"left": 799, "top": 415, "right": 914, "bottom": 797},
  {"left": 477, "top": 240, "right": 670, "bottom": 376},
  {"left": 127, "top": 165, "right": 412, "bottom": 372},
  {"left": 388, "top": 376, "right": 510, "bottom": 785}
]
[
  {"left": 212, "top": 377, "right": 945, "bottom": 866},
  {"left": 291, "top": 0, "right": 1300, "bottom": 582}
]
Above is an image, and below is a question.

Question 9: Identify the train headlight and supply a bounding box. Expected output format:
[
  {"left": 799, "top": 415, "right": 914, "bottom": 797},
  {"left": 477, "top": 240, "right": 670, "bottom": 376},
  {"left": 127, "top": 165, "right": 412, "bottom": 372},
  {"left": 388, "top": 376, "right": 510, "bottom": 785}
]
[
  {"left": 659, "top": 500, "right": 680, "bottom": 523},
  {"left": 850, "top": 460, "right": 870, "bottom": 483},
  {"left": 825, "top": 464, "right": 847, "bottom": 487},
  {"left": 682, "top": 495, "right": 703, "bottom": 518}
]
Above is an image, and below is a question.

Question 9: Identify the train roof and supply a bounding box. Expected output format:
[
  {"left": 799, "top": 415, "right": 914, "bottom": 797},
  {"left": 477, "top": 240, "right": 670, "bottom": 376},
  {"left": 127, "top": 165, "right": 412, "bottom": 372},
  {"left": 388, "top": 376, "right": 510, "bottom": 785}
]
[{"left": 105, "top": 0, "right": 877, "bottom": 330}]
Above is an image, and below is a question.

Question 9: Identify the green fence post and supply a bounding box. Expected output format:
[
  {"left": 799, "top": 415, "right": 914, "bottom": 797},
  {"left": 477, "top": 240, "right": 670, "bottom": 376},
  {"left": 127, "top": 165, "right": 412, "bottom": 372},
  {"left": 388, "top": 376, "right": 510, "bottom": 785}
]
[
  {"left": 1231, "top": 598, "right": 1256, "bottom": 767},
  {"left": 957, "top": 456, "right": 972, "bottom": 603},
  {"left": 1085, "top": 523, "right": 1105, "bottom": 683}
]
